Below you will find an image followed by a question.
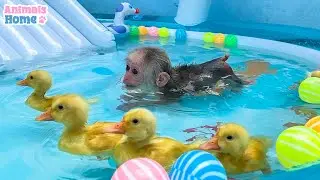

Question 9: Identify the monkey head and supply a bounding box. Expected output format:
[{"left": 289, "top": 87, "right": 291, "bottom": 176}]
[{"left": 123, "top": 47, "right": 173, "bottom": 89}]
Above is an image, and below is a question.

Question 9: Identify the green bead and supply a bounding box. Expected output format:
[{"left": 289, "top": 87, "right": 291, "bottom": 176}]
[
  {"left": 159, "top": 27, "right": 170, "bottom": 37},
  {"left": 130, "top": 26, "right": 139, "bottom": 36},
  {"left": 203, "top": 32, "right": 213, "bottom": 43},
  {"left": 225, "top": 35, "right": 238, "bottom": 47}
]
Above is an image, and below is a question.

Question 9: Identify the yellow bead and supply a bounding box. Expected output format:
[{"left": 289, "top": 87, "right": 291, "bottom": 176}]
[
  {"left": 138, "top": 26, "right": 148, "bottom": 36},
  {"left": 213, "top": 33, "right": 225, "bottom": 44}
]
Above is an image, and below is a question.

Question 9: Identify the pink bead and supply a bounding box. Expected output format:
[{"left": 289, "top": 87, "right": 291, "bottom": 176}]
[
  {"left": 148, "top": 26, "right": 158, "bottom": 37},
  {"left": 111, "top": 158, "right": 169, "bottom": 180}
]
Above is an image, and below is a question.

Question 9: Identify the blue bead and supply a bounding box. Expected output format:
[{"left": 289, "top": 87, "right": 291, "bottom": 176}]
[{"left": 175, "top": 29, "right": 187, "bottom": 42}]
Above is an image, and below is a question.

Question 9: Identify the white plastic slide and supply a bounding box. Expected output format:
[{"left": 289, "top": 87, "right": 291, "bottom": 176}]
[
  {"left": 0, "top": 0, "right": 115, "bottom": 63},
  {"left": 175, "top": 0, "right": 212, "bottom": 26}
]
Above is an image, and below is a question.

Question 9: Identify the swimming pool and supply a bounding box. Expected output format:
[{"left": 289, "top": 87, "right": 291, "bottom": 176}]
[{"left": 0, "top": 35, "right": 317, "bottom": 179}]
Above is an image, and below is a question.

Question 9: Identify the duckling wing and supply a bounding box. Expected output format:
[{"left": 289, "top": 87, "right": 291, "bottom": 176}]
[
  {"left": 85, "top": 133, "right": 123, "bottom": 151},
  {"left": 86, "top": 122, "right": 118, "bottom": 135},
  {"left": 85, "top": 122, "right": 123, "bottom": 151},
  {"left": 243, "top": 138, "right": 272, "bottom": 173}
]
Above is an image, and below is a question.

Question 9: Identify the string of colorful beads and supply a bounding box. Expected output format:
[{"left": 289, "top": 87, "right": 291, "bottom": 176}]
[
  {"left": 203, "top": 32, "right": 238, "bottom": 47},
  {"left": 129, "top": 25, "right": 187, "bottom": 42}
]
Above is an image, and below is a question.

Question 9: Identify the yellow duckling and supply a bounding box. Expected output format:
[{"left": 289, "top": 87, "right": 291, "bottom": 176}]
[
  {"left": 103, "top": 108, "right": 201, "bottom": 171},
  {"left": 199, "top": 123, "right": 272, "bottom": 175},
  {"left": 17, "top": 70, "right": 97, "bottom": 112},
  {"left": 35, "top": 94, "right": 123, "bottom": 157}
]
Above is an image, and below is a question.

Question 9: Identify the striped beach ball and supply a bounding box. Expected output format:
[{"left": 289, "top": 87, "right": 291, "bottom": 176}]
[
  {"left": 306, "top": 116, "right": 320, "bottom": 133},
  {"left": 111, "top": 158, "right": 169, "bottom": 180},
  {"left": 298, "top": 77, "right": 320, "bottom": 104},
  {"left": 169, "top": 150, "right": 227, "bottom": 180},
  {"left": 276, "top": 126, "right": 320, "bottom": 169}
]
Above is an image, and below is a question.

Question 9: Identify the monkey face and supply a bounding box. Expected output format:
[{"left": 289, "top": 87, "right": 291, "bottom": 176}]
[{"left": 123, "top": 53, "right": 145, "bottom": 87}]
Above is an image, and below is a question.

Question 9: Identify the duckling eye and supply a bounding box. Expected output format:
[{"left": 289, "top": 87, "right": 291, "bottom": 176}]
[
  {"left": 58, "top": 105, "right": 64, "bottom": 110},
  {"left": 226, "top": 136, "right": 233, "bottom": 140},
  {"left": 132, "top": 119, "right": 139, "bottom": 124},
  {"left": 30, "top": 76, "right": 34, "bottom": 80}
]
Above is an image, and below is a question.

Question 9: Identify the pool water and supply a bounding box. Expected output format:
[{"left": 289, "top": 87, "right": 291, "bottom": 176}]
[{"left": 0, "top": 36, "right": 317, "bottom": 179}]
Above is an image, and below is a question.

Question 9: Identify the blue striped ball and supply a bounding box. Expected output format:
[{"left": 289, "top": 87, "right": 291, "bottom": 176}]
[{"left": 169, "top": 150, "right": 227, "bottom": 180}]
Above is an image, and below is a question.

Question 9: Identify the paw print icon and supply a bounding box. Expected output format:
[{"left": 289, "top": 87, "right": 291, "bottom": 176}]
[{"left": 38, "top": 16, "right": 47, "bottom": 25}]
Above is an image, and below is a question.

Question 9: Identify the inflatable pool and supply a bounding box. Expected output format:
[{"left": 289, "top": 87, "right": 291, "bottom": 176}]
[{"left": 1, "top": 0, "right": 320, "bottom": 179}]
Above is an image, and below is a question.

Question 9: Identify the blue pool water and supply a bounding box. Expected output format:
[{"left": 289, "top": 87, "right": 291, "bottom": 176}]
[{"left": 0, "top": 37, "right": 318, "bottom": 179}]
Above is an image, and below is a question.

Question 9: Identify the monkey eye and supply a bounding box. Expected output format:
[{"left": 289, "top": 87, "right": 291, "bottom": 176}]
[
  {"left": 126, "top": 65, "right": 130, "bottom": 71},
  {"left": 132, "top": 68, "right": 138, "bottom": 75}
]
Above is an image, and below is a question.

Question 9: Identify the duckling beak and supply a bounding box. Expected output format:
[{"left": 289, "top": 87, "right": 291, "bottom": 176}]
[
  {"left": 36, "top": 108, "right": 54, "bottom": 121},
  {"left": 199, "top": 136, "right": 220, "bottom": 150},
  {"left": 103, "top": 121, "right": 125, "bottom": 134},
  {"left": 17, "top": 79, "right": 28, "bottom": 86}
]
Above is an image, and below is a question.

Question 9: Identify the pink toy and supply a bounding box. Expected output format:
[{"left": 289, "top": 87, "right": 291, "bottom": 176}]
[
  {"left": 148, "top": 26, "right": 158, "bottom": 37},
  {"left": 111, "top": 158, "right": 169, "bottom": 180}
]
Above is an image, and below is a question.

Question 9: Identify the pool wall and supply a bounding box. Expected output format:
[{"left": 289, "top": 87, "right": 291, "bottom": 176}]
[{"left": 79, "top": 0, "right": 320, "bottom": 30}]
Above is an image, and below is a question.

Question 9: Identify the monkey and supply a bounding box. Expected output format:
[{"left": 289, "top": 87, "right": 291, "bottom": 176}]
[{"left": 118, "top": 47, "right": 276, "bottom": 111}]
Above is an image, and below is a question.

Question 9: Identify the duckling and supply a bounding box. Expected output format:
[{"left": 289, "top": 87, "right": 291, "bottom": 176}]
[
  {"left": 35, "top": 94, "right": 123, "bottom": 157},
  {"left": 17, "top": 70, "right": 97, "bottom": 112},
  {"left": 103, "top": 108, "right": 201, "bottom": 171},
  {"left": 199, "top": 123, "right": 272, "bottom": 175}
]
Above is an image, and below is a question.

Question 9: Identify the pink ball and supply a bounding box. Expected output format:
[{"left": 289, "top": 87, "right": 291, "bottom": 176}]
[
  {"left": 148, "top": 26, "right": 158, "bottom": 37},
  {"left": 111, "top": 158, "right": 169, "bottom": 180}
]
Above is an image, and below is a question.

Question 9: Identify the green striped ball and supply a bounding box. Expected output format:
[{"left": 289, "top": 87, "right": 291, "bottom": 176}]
[
  {"left": 276, "top": 126, "right": 320, "bottom": 169},
  {"left": 298, "top": 77, "right": 320, "bottom": 104}
]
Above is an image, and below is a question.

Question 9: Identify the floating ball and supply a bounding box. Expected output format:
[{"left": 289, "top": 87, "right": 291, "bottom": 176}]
[
  {"left": 306, "top": 116, "right": 320, "bottom": 133},
  {"left": 129, "top": 26, "right": 139, "bottom": 36},
  {"left": 310, "top": 70, "right": 320, "bottom": 78},
  {"left": 175, "top": 29, "right": 187, "bottom": 42},
  {"left": 148, "top": 26, "right": 158, "bottom": 37},
  {"left": 203, "top": 32, "right": 214, "bottom": 43},
  {"left": 276, "top": 126, "right": 320, "bottom": 169},
  {"left": 225, "top": 35, "right": 238, "bottom": 47},
  {"left": 112, "top": 158, "right": 169, "bottom": 180},
  {"left": 170, "top": 150, "right": 227, "bottom": 180},
  {"left": 213, "top": 33, "right": 225, "bottom": 44},
  {"left": 138, "top": 26, "right": 148, "bottom": 36},
  {"left": 298, "top": 77, "right": 320, "bottom": 104},
  {"left": 159, "top": 27, "right": 170, "bottom": 38}
]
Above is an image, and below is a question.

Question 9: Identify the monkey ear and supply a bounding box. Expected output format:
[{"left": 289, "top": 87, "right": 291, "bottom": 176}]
[{"left": 156, "top": 72, "right": 170, "bottom": 87}]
